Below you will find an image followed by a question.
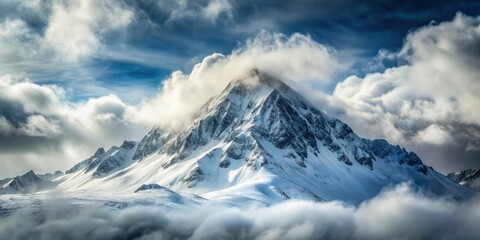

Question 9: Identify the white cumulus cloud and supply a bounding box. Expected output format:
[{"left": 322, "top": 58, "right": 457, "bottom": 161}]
[
  {"left": 321, "top": 13, "right": 480, "bottom": 172},
  {"left": 138, "top": 31, "right": 345, "bottom": 130},
  {"left": 45, "top": 0, "right": 134, "bottom": 62}
]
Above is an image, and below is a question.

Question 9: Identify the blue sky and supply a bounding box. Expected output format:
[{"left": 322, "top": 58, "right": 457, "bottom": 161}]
[{"left": 2, "top": 0, "right": 479, "bottom": 103}]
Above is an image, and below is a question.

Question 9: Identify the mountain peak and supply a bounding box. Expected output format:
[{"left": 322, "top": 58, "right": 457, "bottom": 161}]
[
  {"left": 0, "top": 169, "right": 54, "bottom": 194},
  {"left": 225, "top": 68, "right": 292, "bottom": 94},
  {"left": 94, "top": 147, "right": 106, "bottom": 157},
  {"left": 24, "top": 170, "right": 35, "bottom": 176},
  {"left": 40, "top": 67, "right": 472, "bottom": 203}
]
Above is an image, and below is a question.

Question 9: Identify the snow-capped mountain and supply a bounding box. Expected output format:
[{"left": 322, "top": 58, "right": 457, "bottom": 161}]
[
  {"left": 0, "top": 170, "right": 55, "bottom": 194},
  {"left": 448, "top": 169, "right": 480, "bottom": 192},
  {"left": 1, "top": 70, "right": 472, "bottom": 204},
  {"left": 65, "top": 140, "right": 137, "bottom": 177}
]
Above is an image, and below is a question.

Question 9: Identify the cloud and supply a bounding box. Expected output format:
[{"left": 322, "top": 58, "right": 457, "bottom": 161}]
[
  {"left": 163, "top": 0, "right": 234, "bottom": 24},
  {"left": 321, "top": 13, "right": 480, "bottom": 172},
  {"left": 0, "top": 0, "right": 240, "bottom": 101},
  {"left": 414, "top": 124, "right": 452, "bottom": 146},
  {"left": 202, "top": 0, "right": 233, "bottom": 22},
  {"left": 0, "top": 75, "right": 150, "bottom": 177},
  {"left": 45, "top": 0, "right": 134, "bottom": 62},
  {"left": 0, "top": 0, "right": 135, "bottom": 87},
  {"left": 0, "top": 184, "right": 479, "bottom": 240},
  {"left": 138, "top": 31, "right": 345, "bottom": 130},
  {"left": 2, "top": 0, "right": 132, "bottom": 64},
  {"left": 0, "top": 18, "right": 53, "bottom": 75}
]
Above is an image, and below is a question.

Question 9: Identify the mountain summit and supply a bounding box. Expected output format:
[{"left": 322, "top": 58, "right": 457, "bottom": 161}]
[
  {"left": 0, "top": 170, "right": 54, "bottom": 194},
  {"left": 3, "top": 70, "right": 472, "bottom": 204}
]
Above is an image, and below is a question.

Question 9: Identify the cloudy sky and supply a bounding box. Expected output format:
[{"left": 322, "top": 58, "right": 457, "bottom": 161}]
[{"left": 0, "top": 0, "right": 479, "bottom": 178}]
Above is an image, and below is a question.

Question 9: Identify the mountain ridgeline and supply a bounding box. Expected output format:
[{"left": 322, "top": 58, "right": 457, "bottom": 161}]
[{"left": 0, "top": 70, "right": 472, "bottom": 204}]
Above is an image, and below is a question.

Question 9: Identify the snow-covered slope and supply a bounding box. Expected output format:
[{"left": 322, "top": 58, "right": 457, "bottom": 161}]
[
  {"left": 54, "top": 140, "right": 138, "bottom": 191},
  {"left": 3, "top": 70, "right": 472, "bottom": 204},
  {"left": 0, "top": 170, "right": 55, "bottom": 194},
  {"left": 448, "top": 169, "right": 480, "bottom": 192}
]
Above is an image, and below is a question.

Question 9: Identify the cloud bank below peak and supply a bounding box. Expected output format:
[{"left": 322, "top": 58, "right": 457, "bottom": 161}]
[{"left": 1, "top": 184, "right": 479, "bottom": 240}]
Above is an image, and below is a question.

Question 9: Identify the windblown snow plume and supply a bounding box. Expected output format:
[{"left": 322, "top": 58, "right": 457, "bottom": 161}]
[
  {"left": 138, "top": 31, "right": 344, "bottom": 130},
  {"left": 1, "top": 184, "right": 479, "bottom": 240}
]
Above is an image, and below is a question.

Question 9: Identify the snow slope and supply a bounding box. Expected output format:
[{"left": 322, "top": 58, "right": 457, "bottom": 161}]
[{"left": 2, "top": 70, "right": 472, "bottom": 205}]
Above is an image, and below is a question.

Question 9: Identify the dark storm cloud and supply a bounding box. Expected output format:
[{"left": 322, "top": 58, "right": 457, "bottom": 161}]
[{"left": 1, "top": 185, "right": 479, "bottom": 240}]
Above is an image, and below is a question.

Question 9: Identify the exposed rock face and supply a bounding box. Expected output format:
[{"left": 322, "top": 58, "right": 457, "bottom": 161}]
[
  {"left": 0, "top": 178, "right": 12, "bottom": 187},
  {"left": 133, "top": 128, "right": 168, "bottom": 161},
  {"left": 66, "top": 147, "right": 106, "bottom": 174},
  {"left": 65, "top": 141, "right": 138, "bottom": 178},
  {"left": 0, "top": 170, "right": 54, "bottom": 194},
  {"left": 91, "top": 142, "right": 137, "bottom": 178},
  {"left": 448, "top": 169, "right": 480, "bottom": 192},
  {"left": 120, "top": 141, "right": 136, "bottom": 150},
  {"left": 134, "top": 184, "right": 166, "bottom": 193}
]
